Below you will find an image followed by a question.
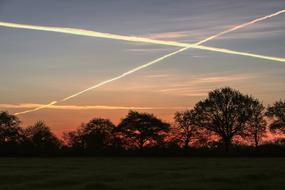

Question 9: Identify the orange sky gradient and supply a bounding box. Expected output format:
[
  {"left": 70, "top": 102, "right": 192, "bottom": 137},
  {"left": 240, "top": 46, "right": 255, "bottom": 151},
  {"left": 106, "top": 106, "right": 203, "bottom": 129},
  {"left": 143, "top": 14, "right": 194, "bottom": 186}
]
[{"left": 0, "top": 1, "right": 285, "bottom": 138}]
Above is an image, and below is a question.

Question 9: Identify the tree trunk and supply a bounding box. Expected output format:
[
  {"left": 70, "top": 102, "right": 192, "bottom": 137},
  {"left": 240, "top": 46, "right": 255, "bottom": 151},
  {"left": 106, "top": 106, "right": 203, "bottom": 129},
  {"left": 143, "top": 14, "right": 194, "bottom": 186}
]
[
  {"left": 223, "top": 137, "right": 232, "bottom": 152},
  {"left": 139, "top": 139, "right": 144, "bottom": 150},
  {"left": 254, "top": 133, "right": 259, "bottom": 148},
  {"left": 183, "top": 138, "right": 190, "bottom": 150}
]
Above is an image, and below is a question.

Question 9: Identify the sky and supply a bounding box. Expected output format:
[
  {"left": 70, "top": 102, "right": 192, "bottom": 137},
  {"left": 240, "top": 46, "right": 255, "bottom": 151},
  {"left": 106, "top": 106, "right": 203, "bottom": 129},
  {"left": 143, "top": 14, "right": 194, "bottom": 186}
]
[{"left": 0, "top": 0, "right": 285, "bottom": 135}]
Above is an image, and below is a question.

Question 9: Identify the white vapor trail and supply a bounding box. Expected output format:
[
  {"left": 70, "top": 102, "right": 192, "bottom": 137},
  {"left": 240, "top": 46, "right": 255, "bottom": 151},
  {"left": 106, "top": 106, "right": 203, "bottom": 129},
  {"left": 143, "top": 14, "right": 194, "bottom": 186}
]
[
  {"left": 1, "top": 11, "right": 285, "bottom": 62},
  {"left": 62, "top": 47, "right": 189, "bottom": 101},
  {"left": 0, "top": 103, "right": 181, "bottom": 110},
  {"left": 14, "top": 48, "right": 189, "bottom": 115},
  {"left": 10, "top": 9, "right": 285, "bottom": 115}
]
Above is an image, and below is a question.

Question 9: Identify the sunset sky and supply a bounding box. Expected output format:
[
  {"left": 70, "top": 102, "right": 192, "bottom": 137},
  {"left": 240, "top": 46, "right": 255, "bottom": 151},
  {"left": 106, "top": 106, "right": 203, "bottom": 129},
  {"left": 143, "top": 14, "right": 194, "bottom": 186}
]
[{"left": 0, "top": 0, "right": 285, "bottom": 135}]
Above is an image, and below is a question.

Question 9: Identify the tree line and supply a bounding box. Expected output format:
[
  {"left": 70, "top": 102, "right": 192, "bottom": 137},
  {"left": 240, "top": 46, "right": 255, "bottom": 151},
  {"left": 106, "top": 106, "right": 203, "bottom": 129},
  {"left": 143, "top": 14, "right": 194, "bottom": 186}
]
[{"left": 0, "top": 87, "right": 285, "bottom": 156}]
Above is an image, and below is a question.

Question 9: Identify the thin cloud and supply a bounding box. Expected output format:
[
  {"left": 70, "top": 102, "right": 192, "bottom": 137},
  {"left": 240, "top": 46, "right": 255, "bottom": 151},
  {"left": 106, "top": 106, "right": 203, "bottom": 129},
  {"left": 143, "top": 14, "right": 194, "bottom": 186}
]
[
  {"left": 193, "top": 74, "right": 253, "bottom": 83},
  {"left": 143, "top": 31, "right": 190, "bottom": 40},
  {"left": 157, "top": 73, "right": 255, "bottom": 97},
  {"left": 217, "top": 23, "right": 285, "bottom": 40},
  {"left": 125, "top": 47, "right": 175, "bottom": 53},
  {"left": 98, "top": 73, "right": 256, "bottom": 93},
  {"left": 160, "top": 88, "right": 208, "bottom": 97},
  {"left": 0, "top": 103, "right": 181, "bottom": 110},
  {"left": 95, "top": 73, "right": 255, "bottom": 99},
  {"left": 145, "top": 74, "right": 171, "bottom": 78}
]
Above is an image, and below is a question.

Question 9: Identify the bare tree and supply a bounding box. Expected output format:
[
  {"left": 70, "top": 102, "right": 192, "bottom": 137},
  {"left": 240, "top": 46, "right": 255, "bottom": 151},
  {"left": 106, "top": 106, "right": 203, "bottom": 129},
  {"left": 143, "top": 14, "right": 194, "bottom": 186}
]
[
  {"left": 192, "top": 87, "right": 263, "bottom": 151},
  {"left": 245, "top": 102, "right": 267, "bottom": 148},
  {"left": 174, "top": 109, "right": 199, "bottom": 149},
  {"left": 266, "top": 100, "right": 285, "bottom": 133}
]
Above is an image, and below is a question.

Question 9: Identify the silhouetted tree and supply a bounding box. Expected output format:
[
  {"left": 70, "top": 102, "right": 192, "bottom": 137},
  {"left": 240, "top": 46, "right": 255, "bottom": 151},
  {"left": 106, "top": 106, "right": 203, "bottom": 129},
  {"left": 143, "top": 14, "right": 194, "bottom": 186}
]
[
  {"left": 266, "top": 100, "right": 285, "bottom": 133},
  {"left": 0, "top": 111, "right": 24, "bottom": 154},
  {"left": 117, "top": 111, "right": 170, "bottom": 150},
  {"left": 273, "top": 138, "right": 285, "bottom": 146},
  {"left": 174, "top": 109, "right": 199, "bottom": 149},
  {"left": 82, "top": 118, "right": 115, "bottom": 150},
  {"left": 192, "top": 87, "right": 263, "bottom": 151},
  {"left": 24, "top": 121, "right": 61, "bottom": 154},
  {"left": 64, "top": 118, "right": 115, "bottom": 152},
  {"left": 244, "top": 102, "right": 267, "bottom": 148},
  {"left": 63, "top": 129, "right": 84, "bottom": 150}
]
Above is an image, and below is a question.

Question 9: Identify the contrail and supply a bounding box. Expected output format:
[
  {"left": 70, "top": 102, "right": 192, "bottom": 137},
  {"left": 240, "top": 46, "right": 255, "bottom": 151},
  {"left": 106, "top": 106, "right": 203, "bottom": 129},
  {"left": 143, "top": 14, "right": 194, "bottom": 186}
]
[
  {"left": 186, "top": 9, "right": 285, "bottom": 60},
  {"left": 62, "top": 47, "right": 189, "bottom": 101},
  {"left": 14, "top": 47, "right": 188, "bottom": 115},
  {"left": 197, "top": 9, "right": 285, "bottom": 45},
  {"left": 12, "top": 9, "right": 285, "bottom": 115},
  {"left": 0, "top": 103, "right": 181, "bottom": 110},
  {"left": 15, "top": 101, "right": 58, "bottom": 115},
  {"left": 61, "top": 5, "right": 285, "bottom": 102},
  {"left": 1, "top": 11, "right": 285, "bottom": 62}
]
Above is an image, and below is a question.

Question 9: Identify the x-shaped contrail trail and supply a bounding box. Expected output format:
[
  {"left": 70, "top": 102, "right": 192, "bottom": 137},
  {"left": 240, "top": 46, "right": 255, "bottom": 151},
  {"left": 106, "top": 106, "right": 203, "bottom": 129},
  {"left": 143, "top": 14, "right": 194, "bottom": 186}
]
[
  {"left": 1, "top": 10, "right": 285, "bottom": 63},
  {"left": 1, "top": 9, "right": 283, "bottom": 115}
]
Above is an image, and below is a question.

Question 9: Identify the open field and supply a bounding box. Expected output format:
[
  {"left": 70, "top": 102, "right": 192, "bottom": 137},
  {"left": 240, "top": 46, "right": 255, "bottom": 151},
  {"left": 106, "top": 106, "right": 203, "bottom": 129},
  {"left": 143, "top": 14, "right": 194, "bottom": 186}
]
[{"left": 0, "top": 157, "right": 284, "bottom": 190}]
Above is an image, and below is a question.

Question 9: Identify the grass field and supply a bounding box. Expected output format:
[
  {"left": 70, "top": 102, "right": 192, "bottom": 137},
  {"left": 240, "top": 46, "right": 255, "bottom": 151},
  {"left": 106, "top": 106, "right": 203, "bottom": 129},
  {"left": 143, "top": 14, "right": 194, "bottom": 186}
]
[{"left": 0, "top": 157, "right": 284, "bottom": 190}]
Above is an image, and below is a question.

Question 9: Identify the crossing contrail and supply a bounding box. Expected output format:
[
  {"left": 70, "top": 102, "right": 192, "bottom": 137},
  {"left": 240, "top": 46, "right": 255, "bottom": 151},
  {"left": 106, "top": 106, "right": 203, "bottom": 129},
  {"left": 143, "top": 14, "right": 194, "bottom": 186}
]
[
  {"left": 11, "top": 9, "right": 285, "bottom": 115},
  {"left": 15, "top": 101, "right": 58, "bottom": 115},
  {"left": 1, "top": 10, "right": 285, "bottom": 62}
]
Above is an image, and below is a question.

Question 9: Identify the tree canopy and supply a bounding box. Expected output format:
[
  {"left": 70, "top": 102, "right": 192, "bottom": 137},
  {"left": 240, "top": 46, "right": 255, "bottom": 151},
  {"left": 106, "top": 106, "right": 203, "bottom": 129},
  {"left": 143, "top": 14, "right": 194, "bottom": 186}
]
[
  {"left": 0, "top": 112, "right": 24, "bottom": 154},
  {"left": 191, "top": 87, "right": 264, "bottom": 151},
  {"left": 174, "top": 109, "right": 200, "bottom": 149},
  {"left": 0, "top": 87, "right": 285, "bottom": 156},
  {"left": 117, "top": 111, "right": 170, "bottom": 150},
  {"left": 64, "top": 118, "right": 115, "bottom": 151},
  {"left": 24, "top": 121, "right": 61, "bottom": 154},
  {"left": 266, "top": 100, "right": 285, "bottom": 133}
]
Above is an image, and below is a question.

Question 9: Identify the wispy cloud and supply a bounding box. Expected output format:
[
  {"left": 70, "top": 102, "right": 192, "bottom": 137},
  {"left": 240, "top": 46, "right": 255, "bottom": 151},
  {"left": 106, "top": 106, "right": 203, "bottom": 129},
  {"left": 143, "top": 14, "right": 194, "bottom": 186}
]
[
  {"left": 0, "top": 104, "right": 181, "bottom": 110},
  {"left": 98, "top": 73, "right": 256, "bottom": 97},
  {"left": 159, "top": 88, "right": 208, "bottom": 97},
  {"left": 125, "top": 47, "right": 175, "bottom": 53},
  {"left": 193, "top": 74, "right": 252, "bottom": 83},
  {"left": 217, "top": 21, "right": 285, "bottom": 40},
  {"left": 158, "top": 73, "right": 255, "bottom": 97},
  {"left": 143, "top": 31, "right": 190, "bottom": 40},
  {"left": 149, "top": 13, "right": 285, "bottom": 43},
  {"left": 144, "top": 74, "right": 171, "bottom": 78}
]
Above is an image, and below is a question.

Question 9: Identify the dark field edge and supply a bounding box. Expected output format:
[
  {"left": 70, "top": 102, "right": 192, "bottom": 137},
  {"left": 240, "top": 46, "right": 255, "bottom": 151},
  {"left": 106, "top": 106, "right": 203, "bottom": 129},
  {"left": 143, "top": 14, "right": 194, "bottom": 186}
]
[{"left": 1, "top": 145, "right": 285, "bottom": 157}]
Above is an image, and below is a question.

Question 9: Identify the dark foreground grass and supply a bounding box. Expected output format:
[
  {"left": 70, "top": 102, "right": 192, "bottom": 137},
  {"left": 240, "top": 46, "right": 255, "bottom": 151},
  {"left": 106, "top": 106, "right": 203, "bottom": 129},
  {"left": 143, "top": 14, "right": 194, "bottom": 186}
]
[{"left": 0, "top": 157, "right": 284, "bottom": 190}]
